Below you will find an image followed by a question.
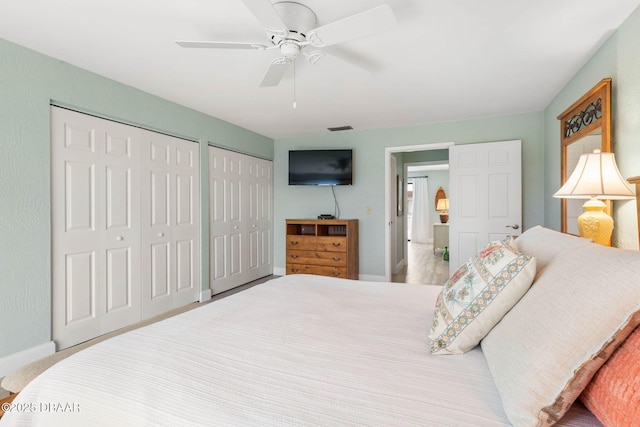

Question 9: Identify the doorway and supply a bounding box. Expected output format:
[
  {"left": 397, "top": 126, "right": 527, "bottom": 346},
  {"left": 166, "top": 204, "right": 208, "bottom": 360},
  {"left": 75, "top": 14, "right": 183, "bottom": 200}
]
[{"left": 384, "top": 143, "right": 453, "bottom": 282}]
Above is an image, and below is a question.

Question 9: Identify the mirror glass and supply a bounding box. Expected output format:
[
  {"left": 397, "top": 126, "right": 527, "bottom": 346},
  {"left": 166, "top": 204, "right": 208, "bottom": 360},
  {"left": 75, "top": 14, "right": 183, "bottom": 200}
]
[{"left": 565, "top": 131, "right": 602, "bottom": 235}]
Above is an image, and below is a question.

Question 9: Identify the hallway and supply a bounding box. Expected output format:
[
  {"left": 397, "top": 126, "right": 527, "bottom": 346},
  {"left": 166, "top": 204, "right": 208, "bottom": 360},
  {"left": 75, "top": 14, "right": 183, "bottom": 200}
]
[{"left": 392, "top": 241, "right": 449, "bottom": 286}]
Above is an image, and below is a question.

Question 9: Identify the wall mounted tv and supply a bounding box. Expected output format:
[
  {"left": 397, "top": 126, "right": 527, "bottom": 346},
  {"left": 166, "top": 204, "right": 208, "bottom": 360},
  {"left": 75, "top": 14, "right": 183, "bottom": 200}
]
[{"left": 288, "top": 149, "right": 353, "bottom": 186}]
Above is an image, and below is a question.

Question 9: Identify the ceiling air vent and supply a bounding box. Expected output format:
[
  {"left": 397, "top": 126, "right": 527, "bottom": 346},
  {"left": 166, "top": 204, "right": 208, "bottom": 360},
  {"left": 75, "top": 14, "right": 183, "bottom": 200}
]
[{"left": 327, "top": 125, "right": 354, "bottom": 132}]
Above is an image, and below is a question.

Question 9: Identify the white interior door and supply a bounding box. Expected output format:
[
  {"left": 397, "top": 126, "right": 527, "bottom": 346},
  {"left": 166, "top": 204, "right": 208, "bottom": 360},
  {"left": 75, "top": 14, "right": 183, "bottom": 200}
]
[
  {"left": 52, "top": 107, "right": 200, "bottom": 349},
  {"left": 209, "top": 147, "right": 245, "bottom": 294},
  {"left": 246, "top": 156, "right": 273, "bottom": 280},
  {"left": 448, "top": 140, "right": 522, "bottom": 275},
  {"left": 52, "top": 107, "right": 141, "bottom": 350},
  {"left": 209, "top": 147, "right": 273, "bottom": 295},
  {"left": 388, "top": 155, "right": 398, "bottom": 274},
  {"left": 141, "top": 131, "right": 200, "bottom": 319}
]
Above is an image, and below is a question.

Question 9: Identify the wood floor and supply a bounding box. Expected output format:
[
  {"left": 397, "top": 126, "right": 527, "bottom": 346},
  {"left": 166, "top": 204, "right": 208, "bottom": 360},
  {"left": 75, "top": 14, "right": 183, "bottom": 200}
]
[{"left": 391, "top": 241, "right": 450, "bottom": 286}]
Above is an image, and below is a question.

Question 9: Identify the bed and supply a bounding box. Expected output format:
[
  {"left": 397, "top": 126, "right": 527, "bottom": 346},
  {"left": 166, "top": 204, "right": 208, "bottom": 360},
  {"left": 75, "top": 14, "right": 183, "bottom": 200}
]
[{"left": 0, "top": 273, "right": 602, "bottom": 426}]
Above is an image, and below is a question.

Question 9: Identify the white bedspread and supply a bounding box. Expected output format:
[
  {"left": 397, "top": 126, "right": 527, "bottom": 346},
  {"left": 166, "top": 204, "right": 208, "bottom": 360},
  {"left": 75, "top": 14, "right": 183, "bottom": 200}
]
[{"left": 1, "top": 275, "right": 601, "bottom": 426}]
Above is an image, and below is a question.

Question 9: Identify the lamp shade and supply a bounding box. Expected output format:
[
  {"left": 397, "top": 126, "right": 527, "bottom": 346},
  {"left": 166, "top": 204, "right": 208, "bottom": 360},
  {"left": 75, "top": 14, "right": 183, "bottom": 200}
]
[
  {"left": 554, "top": 150, "right": 635, "bottom": 200},
  {"left": 436, "top": 198, "right": 450, "bottom": 211}
]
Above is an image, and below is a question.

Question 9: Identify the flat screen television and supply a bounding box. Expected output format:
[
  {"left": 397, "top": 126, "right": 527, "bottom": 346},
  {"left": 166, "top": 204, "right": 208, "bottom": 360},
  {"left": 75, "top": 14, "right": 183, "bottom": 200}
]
[{"left": 288, "top": 149, "right": 353, "bottom": 186}]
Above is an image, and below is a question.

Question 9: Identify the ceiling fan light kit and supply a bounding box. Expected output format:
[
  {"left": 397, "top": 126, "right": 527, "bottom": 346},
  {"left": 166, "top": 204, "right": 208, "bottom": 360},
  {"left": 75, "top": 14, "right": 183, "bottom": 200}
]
[{"left": 176, "top": 1, "right": 396, "bottom": 88}]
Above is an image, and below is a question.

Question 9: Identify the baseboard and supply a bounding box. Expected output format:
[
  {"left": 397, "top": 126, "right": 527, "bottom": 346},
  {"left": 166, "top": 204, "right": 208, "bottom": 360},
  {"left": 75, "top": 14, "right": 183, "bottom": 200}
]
[
  {"left": 273, "top": 267, "right": 286, "bottom": 276},
  {"left": 199, "top": 288, "right": 212, "bottom": 302},
  {"left": 0, "top": 341, "right": 55, "bottom": 377}
]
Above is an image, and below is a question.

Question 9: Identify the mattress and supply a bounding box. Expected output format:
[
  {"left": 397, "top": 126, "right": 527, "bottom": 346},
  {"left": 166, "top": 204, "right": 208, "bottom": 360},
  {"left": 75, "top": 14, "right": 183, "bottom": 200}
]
[{"left": 0, "top": 275, "right": 601, "bottom": 426}]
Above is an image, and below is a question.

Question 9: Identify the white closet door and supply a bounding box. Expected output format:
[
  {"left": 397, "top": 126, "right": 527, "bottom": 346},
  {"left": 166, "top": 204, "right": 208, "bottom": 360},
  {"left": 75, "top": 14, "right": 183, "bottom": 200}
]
[
  {"left": 209, "top": 147, "right": 246, "bottom": 294},
  {"left": 52, "top": 107, "right": 141, "bottom": 350},
  {"left": 209, "top": 147, "right": 273, "bottom": 295},
  {"left": 246, "top": 156, "right": 273, "bottom": 280},
  {"left": 141, "top": 131, "right": 200, "bottom": 319}
]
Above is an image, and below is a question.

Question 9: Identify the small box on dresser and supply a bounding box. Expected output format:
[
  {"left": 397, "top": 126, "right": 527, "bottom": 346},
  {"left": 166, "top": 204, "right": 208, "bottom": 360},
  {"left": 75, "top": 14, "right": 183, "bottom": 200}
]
[{"left": 286, "top": 219, "right": 359, "bottom": 279}]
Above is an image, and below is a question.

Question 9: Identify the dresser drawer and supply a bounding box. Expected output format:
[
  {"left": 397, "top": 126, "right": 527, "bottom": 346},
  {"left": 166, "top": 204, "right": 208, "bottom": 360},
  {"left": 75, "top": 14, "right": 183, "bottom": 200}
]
[
  {"left": 286, "top": 264, "right": 348, "bottom": 278},
  {"left": 286, "top": 235, "right": 347, "bottom": 252},
  {"left": 287, "top": 249, "right": 347, "bottom": 267}
]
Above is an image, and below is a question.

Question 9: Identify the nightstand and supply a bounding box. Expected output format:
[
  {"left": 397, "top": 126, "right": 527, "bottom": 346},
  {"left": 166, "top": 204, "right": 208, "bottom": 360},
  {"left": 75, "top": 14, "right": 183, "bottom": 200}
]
[{"left": 433, "top": 223, "right": 449, "bottom": 253}]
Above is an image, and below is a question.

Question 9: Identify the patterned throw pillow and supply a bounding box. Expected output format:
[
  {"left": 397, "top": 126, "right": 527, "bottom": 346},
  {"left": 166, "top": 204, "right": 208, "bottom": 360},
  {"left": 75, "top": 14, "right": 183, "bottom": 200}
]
[{"left": 428, "top": 238, "right": 536, "bottom": 355}]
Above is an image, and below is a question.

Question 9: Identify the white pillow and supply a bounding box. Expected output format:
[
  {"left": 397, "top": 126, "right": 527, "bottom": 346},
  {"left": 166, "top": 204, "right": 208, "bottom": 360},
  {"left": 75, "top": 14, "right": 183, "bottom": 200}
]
[
  {"left": 429, "top": 238, "right": 536, "bottom": 355},
  {"left": 512, "top": 225, "right": 592, "bottom": 278},
  {"left": 481, "top": 243, "right": 640, "bottom": 426}
]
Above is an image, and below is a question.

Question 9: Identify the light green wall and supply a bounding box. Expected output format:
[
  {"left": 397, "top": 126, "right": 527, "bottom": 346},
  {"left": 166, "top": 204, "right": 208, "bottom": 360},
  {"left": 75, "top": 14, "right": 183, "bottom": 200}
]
[
  {"left": 0, "top": 38, "right": 273, "bottom": 359},
  {"left": 543, "top": 5, "right": 640, "bottom": 249},
  {"left": 274, "top": 112, "right": 545, "bottom": 278}
]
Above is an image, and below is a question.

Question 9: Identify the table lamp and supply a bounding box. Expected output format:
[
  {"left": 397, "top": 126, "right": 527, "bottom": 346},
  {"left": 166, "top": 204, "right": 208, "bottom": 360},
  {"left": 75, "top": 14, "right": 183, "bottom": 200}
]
[
  {"left": 437, "top": 198, "right": 449, "bottom": 223},
  {"left": 553, "top": 149, "right": 635, "bottom": 245}
]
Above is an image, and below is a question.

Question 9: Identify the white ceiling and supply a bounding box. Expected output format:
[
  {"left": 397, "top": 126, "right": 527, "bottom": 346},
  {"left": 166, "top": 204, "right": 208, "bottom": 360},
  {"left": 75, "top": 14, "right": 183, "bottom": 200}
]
[{"left": 1, "top": 0, "right": 639, "bottom": 140}]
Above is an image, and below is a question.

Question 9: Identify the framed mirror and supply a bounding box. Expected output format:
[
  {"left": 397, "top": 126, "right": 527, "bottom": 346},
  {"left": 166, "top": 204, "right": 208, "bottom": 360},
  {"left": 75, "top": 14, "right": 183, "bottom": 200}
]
[{"left": 557, "top": 78, "right": 612, "bottom": 234}]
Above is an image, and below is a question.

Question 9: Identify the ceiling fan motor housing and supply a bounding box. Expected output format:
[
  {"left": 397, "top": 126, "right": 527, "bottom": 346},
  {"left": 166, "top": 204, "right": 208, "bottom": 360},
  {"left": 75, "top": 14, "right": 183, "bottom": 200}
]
[{"left": 280, "top": 42, "right": 301, "bottom": 59}]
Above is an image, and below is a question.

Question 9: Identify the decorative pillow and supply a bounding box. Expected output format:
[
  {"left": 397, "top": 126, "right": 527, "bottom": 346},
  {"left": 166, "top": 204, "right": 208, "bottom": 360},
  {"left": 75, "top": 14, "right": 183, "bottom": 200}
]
[
  {"left": 428, "top": 238, "right": 536, "bottom": 355},
  {"left": 481, "top": 242, "right": 640, "bottom": 427},
  {"left": 580, "top": 325, "right": 640, "bottom": 426}
]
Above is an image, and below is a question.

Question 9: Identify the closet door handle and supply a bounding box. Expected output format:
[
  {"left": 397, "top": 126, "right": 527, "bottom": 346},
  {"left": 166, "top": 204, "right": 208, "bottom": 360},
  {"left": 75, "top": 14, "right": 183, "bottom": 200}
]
[
  {"left": 116, "top": 236, "right": 123, "bottom": 241},
  {"left": 158, "top": 232, "right": 164, "bottom": 237}
]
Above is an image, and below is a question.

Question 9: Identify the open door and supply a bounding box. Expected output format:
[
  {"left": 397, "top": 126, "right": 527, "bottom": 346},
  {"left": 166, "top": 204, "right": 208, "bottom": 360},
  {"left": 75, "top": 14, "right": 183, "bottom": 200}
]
[{"left": 448, "top": 140, "right": 522, "bottom": 274}]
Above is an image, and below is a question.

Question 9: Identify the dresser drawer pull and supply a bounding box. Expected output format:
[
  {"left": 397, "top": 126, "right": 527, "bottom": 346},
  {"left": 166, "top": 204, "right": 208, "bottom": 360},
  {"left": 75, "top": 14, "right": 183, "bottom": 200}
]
[
  {"left": 291, "top": 255, "right": 299, "bottom": 259},
  {"left": 290, "top": 241, "right": 299, "bottom": 246},
  {"left": 332, "top": 242, "right": 341, "bottom": 247},
  {"left": 291, "top": 268, "right": 299, "bottom": 273},
  {"left": 332, "top": 257, "right": 341, "bottom": 262},
  {"left": 331, "top": 272, "right": 341, "bottom": 277}
]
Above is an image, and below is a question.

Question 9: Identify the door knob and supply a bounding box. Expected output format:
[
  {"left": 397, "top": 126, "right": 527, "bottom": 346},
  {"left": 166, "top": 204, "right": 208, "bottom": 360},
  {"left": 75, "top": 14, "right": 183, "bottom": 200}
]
[
  {"left": 158, "top": 232, "right": 164, "bottom": 237},
  {"left": 116, "top": 236, "right": 123, "bottom": 241},
  {"left": 506, "top": 224, "right": 520, "bottom": 230}
]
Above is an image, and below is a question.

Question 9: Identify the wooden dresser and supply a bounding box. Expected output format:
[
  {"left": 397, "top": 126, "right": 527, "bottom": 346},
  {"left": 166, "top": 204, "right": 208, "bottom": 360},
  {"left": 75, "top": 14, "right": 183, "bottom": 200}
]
[{"left": 286, "top": 219, "right": 359, "bottom": 279}]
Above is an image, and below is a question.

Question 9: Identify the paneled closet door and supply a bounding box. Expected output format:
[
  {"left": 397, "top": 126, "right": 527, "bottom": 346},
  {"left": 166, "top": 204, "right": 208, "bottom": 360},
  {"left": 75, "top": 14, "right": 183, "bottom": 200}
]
[
  {"left": 209, "top": 147, "right": 273, "bottom": 295},
  {"left": 141, "top": 131, "right": 200, "bottom": 319},
  {"left": 51, "top": 107, "right": 141, "bottom": 350},
  {"left": 246, "top": 156, "right": 273, "bottom": 280},
  {"left": 209, "top": 147, "right": 246, "bottom": 294}
]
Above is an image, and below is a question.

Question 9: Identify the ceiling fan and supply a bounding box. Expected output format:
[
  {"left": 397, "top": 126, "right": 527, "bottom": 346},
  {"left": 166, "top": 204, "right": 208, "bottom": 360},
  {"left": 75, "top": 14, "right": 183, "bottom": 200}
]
[{"left": 176, "top": 0, "right": 396, "bottom": 87}]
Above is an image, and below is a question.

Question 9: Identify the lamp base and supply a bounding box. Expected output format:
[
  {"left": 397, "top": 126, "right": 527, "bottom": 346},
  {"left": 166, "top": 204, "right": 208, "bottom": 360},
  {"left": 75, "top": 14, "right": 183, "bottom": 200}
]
[
  {"left": 577, "top": 198, "right": 612, "bottom": 246},
  {"left": 439, "top": 212, "right": 449, "bottom": 224}
]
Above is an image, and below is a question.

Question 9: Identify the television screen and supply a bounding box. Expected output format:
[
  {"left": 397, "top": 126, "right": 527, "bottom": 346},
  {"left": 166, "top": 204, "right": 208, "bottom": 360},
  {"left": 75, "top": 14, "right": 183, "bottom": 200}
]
[{"left": 288, "top": 149, "right": 353, "bottom": 186}]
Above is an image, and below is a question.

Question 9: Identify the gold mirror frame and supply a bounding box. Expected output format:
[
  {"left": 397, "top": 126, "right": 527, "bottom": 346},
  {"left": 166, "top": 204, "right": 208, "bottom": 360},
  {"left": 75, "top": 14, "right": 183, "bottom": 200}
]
[{"left": 556, "top": 78, "right": 612, "bottom": 234}]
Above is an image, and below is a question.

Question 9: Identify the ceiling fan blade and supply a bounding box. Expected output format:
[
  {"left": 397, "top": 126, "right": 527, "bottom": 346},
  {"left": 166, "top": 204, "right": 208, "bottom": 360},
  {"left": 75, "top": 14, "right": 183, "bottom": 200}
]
[
  {"left": 176, "top": 40, "right": 267, "bottom": 50},
  {"left": 260, "top": 59, "right": 291, "bottom": 87},
  {"left": 306, "top": 51, "right": 370, "bottom": 77},
  {"left": 307, "top": 4, "right": 396, "bottom": 47},
  {"left": 240, "top": 0, "right": 287, "bottom": 34}
]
